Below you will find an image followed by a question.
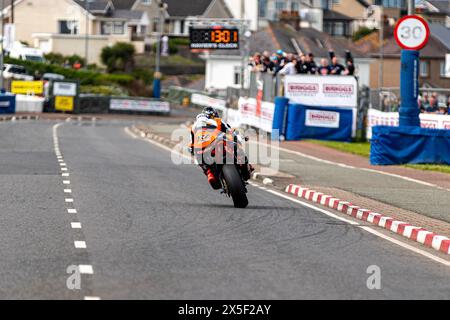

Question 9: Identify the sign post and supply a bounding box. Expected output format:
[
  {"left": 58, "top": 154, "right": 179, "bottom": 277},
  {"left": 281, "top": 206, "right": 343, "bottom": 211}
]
[{"left": 394, "top": 15, "right": 430, "bottom": 127}]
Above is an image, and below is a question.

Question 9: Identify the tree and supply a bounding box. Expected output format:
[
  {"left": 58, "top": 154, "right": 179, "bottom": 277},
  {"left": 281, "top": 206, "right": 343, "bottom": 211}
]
[{"left": 101, "top": 42, "right": 135, "bottom": 73}]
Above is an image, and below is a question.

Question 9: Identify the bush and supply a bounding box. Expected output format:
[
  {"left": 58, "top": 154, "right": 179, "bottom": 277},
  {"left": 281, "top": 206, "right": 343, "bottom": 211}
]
[
  {"left": 101, "top": 42, "right": 135, "bottom": 73},
  {"left": 43, "top": 53, "right": 86, "bottom": 68},
  {"left": 131, "top": 68, "right": 154, "bottom": 85},
  {"left": 4, "top": 56, "right": 133, "bottom": 86},
  {"left": 80, "top": 85, "right": 127, "bottom": 96},
  {"left": 352, "top": 27, "right": 377, "bottom": 42}
]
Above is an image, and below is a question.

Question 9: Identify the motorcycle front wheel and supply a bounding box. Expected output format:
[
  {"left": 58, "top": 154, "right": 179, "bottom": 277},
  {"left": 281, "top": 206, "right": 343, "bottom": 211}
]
[{"left": 222, "top": 165, "right": 248, "bottom": 209}]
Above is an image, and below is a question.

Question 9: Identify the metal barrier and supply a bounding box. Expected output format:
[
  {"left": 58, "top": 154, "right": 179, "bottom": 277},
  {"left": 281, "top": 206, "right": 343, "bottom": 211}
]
[{"left": 370, "top": 87, "right": 450, "bottom": 112}]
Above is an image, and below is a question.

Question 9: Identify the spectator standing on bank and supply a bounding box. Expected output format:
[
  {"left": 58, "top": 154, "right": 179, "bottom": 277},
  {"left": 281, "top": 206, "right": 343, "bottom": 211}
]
[
  {"left": 279, "top": 57, "right": 298, "bottom": 75},
  {"left": 330, "top": 57, "right": 346, "bottom": 75},
  {"left": 306, "top": 53, "right": 317, "bottom": 74},
  {"left": 344, "top": 59, "right": 355, "bottom": 75},
  {"left": 318, "top": 59, "right": 331, "bottom": 75},
  {"left": 296, "top": 54, "right": 308, "bottom": 74}
]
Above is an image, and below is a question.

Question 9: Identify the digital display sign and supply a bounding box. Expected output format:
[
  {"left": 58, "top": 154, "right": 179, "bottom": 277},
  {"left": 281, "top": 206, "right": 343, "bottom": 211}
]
[{"left": 190, "top": 28, "right": 240, "bottom": 49}]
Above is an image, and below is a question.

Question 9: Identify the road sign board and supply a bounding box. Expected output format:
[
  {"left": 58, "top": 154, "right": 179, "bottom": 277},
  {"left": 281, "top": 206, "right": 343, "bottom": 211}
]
[
  {"left": 394, "top": 15, "right": 430, "bottom": 50},
  {"left": 55, "top": 96, "right": 74, "bottom": 112}
]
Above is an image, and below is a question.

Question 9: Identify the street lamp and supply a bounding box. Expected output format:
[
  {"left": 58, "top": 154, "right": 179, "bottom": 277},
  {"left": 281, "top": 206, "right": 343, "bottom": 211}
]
[{"left": 153, "top": 1, "right": 167, "bottom": 99}]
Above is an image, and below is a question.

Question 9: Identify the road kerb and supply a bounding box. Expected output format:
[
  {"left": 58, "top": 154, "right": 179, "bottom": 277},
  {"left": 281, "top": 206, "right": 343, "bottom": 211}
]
[{"left": 285, "top": 184, "right": 450, "bottom": 255}]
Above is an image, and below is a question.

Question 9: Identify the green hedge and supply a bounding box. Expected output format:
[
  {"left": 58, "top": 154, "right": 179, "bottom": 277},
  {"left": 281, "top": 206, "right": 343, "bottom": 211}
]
[{"left": 4, "top": 56, "right": 134, "bottom": 86}]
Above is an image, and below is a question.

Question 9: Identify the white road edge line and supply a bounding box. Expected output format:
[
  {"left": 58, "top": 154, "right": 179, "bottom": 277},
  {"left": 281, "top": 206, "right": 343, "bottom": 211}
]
[{"left": 130, "top": 126, "right": 449, "bottom": 267}]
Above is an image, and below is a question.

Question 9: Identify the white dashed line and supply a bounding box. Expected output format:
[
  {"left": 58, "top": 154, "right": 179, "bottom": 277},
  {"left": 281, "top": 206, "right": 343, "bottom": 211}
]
[
  {"left": 67, "top": 209, "right": 77, "bottom": 214},
  {"left": 62, "top": 173, "right": 70, "bottom": 177},
  {"left": 79, "top": 265, "right": 94, "bottom": 274},
  {"left": 64, "top": 189, "right": 72, "bottom": 193},
  {"left": 61, "top": 167, "right": 68, "bottom": 171},
  {"left": 71, "top": 222, "right": 82, "bottom": 229},
  {"left": 63, "top": 180, "right": 71, "bottom": 185},
  {"left": 65, "top": 198, "right": 74, "bottom": 203},
  {"left": 74, "top": 241, "right": 87, "bottom": 249},
  {"left": 84, "top": 296, "right": 101, "bottom": 300}
]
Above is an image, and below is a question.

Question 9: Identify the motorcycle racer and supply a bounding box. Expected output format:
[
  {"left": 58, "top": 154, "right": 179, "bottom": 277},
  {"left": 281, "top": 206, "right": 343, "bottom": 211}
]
[{"left": 189, "top": 107, "right": 253, "bottom": 190}]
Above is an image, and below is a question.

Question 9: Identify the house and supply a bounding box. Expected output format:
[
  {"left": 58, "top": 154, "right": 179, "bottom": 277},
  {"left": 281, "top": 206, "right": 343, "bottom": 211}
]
[
  {"left": 204, "top": 21, "right": 372, "bottom": 93},
  {"left": 112, "top": 0, "right": 234, "bottom": 39},
  {"left": 416, "top": 0, "right": 450, "bottom": 27},
  {"left": 2, "top": 0, "right": 149, "bottom": 64},
  {"left": 356, "top": 24, "right": 450, "bottom": 89}
]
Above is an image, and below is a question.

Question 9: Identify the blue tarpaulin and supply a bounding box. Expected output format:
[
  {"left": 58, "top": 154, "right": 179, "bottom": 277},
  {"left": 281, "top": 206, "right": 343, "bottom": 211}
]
[
  {"left": 285, "top": 104, "right": 354, "bottom": 142},
  {"left": 370, "top": 126, "right": 450, "bottom": 165}
]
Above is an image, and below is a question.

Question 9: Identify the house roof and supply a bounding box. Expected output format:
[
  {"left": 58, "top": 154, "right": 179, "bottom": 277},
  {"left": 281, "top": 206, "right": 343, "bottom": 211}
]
[
  {"left": 112, "top": 9, "right": 144, "bottom": 20},
  {"left": 210, "top": 22, "right": 368, "bottom": 59},
  {"left": 358, "top": 26, "right": 450, "bottom": 59},
  {"left": 164, "top": 0, "right": 212, "bottom": 17},
  {"left": 427, "top": 0, "right": 450, "bottom": 14},
  {"left": 74, "top": 0, "right": 113, "bottom": 12},
  {"left": 110, "top": 0, "right": 137, "bottom": 10},
  {"left": 428, "top": 23, "right": 450, "bottom": 51}
]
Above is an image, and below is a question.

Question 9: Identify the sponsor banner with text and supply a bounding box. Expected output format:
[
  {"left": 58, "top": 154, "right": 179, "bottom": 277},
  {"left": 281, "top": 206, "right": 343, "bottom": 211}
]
[
  {"left": 110, "top": 99, "right": 170, "bottom": 113},
  {"left": 285, "top": 75, "right": 357, "bottom": 108},
  {"left": 238, "top": 97, "right": 275, "bottom": 133},
  {"left": 367, "top": 108, "right": 450, "bottom": 139}
]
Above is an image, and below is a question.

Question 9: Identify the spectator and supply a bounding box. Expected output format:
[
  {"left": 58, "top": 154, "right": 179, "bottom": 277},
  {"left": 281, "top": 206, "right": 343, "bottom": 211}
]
[
  {"left": 330, "top": 57, "right": 346, "bottom": 75},
  {"left": 262, "top": 56, "right": 276, "bottom": 73},
  {"left": 344, "top": 59, "right": 355, "bottom": 75},
  {"left": 279, "top": 57, "right": 298, "bottom": 75},
  {"left": 447, "top": 96, "right": 450, "bottom": 114},
  {"left": 305, "top": 53, "right": 317, "bottom": 74},
  {"left": 296, "top": 54, "right": 308, "bottom": 74},
  {"left": 424, "top": 95, "right": 439, "bottom": 113},
  {"left": 437, "top": 103, "right": 448, "bottom": 115},
  {"left": 318, "top": 59, "right": 331, "bottom": 75}
]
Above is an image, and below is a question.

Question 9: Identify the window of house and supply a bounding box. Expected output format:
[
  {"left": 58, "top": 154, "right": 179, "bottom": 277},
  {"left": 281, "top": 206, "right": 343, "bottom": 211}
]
[
  {"left": 291, "top": 2, "right": 299, "bottom": 11},
  {"left": 440, "top": 61, "right": 447, "bottom": 78},
  {"left": 141, "top": 0, "right": 152, "bottom": 4},
  {"left": 333, "top": 22, "right": 344, "bottom": 36},
  {"left": 59, "top": 20, "right": 79, "bottom": 34},
  {"left": 113, "top": 22, "right": 125, "bottom": 34},
  {"left": 275, "top": 1, "right": 285, "bottom": 11},
  {"left": 101, "top": 21, "right": 125, "bottom": 35},
  {"left": 420, "top": 61, "right": 429, "bottom": 77}
]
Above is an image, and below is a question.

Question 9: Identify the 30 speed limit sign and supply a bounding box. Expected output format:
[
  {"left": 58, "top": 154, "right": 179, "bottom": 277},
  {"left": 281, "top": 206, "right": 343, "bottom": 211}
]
[{"left": 394, "top": 15, "right": 430, "bottom": 50}]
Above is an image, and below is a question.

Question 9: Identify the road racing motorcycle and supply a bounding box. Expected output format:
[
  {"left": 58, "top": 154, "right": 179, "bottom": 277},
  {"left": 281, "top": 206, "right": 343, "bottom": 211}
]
[{"left": 192, "top": 119, "right": 251, "bottom": 209}]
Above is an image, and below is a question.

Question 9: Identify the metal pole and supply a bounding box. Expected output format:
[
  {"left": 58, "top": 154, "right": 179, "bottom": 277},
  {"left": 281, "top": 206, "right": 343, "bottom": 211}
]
[
  {"left": 0, "top": 0, "right": 4, "bottom": 90},
  {"left": 155, "top": 2, "right": 162, "bottom": 74},
  {"left": 240, "top": 0, "right": 245, "bottom": 90},
  {"left": 378, "top": 15, "right": 384, "bottom": 110},
  {"left": 84, "top": 0, "right": 90, "bottom": 68},
  {"left": 407, "top": 0, "right": 415, "bottom": 15}
]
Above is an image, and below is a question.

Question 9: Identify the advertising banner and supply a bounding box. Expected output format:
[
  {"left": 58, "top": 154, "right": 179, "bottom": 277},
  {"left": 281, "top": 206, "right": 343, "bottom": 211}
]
[
  {"left": 11, "top": 81, "right": 44, "bottom": 95},
  {"left": 55, "top": 96, "right": 74, "bottom": 112},
  {"left": 367, "top": 109, "right": 450, "bottom": 139},
  {"left": 110, "top": 99, "right": 170, "bottom": 113},
  {"left": 286, "top": 104, "right": 354, "bottom": 142},
  {"left": 53, "top": 82, "right": 77, "bottom": 97},
  {"left": 238, "top": 97, "right": 275, "bottom": 133},
  {"left": 284, "top": 75, "right": 357, "bottom": 108}
]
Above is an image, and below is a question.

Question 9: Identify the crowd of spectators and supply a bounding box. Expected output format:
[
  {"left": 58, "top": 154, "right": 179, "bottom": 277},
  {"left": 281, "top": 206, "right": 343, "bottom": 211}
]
[
  {"left": 248, "top": 49, "right": 355, "bottom": 76},
  {"left": 419, "top": 92, "right": 450, "bottom": 115}
]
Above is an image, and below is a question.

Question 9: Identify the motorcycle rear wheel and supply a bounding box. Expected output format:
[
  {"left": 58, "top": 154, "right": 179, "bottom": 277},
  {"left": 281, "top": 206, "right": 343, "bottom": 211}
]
[{"left": 222, "top": 165, "right": 248, "bottom": 209}]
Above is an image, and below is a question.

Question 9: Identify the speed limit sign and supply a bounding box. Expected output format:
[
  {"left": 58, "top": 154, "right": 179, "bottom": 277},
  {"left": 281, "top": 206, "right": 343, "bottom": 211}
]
[{"left": 394, "top": 15, "right": 430, "bottom": 50}]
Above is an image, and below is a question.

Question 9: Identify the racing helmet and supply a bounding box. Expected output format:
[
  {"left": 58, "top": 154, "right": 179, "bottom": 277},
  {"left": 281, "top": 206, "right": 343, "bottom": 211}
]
[{"left": 202, "top": 106, "right": 219, "bottom": 119}]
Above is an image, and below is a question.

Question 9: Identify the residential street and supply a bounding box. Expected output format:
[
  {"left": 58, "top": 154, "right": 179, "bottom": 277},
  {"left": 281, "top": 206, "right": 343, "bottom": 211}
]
[{"left": 0, "top": 118, "right": 448, "bottom": 299}]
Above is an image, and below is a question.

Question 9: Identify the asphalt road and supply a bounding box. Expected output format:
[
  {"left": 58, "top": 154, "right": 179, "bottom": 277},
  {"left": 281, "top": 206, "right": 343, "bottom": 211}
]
[{"left": 0, "top": 119, "right": 449, "bottom": 299}]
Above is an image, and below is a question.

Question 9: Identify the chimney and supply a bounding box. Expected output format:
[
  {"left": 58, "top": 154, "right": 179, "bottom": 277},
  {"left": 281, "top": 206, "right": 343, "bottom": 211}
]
[{"left": 279, "top": 10, "right": 301, "bottom": 31}]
